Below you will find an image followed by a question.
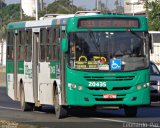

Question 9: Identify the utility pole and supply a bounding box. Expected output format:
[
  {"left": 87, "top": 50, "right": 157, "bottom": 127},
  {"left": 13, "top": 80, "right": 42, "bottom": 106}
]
[
  {"left": 20, "top": 0, "right": 23, "bottom": 20},
  {"left": 96, "top": 0, "right": 99, "bottom": 10},
  {"left": 106, "top": 0, "right": 108, "bottom": 12},
  {"left": 40, "top": 0, "right": 43, "bottom": 11},
  {"left": 145, "top": 0, "right": 149, "bottom": 18},
  {"left": 72, "top": 0, "right": 73, "bottom": 13},
  {"left": 126, "top": 1, "right": 141, "bottom": 16},
  {"left": 35, "top": 0, "right": 38, "bottom": 20}
]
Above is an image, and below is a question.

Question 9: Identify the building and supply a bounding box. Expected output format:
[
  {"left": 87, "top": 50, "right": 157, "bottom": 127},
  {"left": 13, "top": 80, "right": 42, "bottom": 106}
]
[
  {"left": 0, "top": 39, "right": 6, "bottom": 66},
  {"left": 21, "top": 0, "right": 43, "bottom": 17},
  {"left": 21, "top": 0, "right": 36, "bottom": 17},
  {"left": 124, "top": 0, "right": 145, "bottom": 15},
  {"left": 124, "top": 0, "right": 156, "bottom": 16}
]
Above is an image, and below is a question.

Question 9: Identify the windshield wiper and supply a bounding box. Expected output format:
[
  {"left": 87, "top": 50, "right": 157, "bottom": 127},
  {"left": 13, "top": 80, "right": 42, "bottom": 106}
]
[
  {"left": 89, "top": 31, "right": 102, "bottom": 56},
  {"left": 129, "top": 30, "right": 142, "bottom": 40}
]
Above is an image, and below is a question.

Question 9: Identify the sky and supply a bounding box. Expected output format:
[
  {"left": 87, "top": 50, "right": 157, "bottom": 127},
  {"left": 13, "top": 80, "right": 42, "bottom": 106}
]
[{"left": 5, "top": 0, "right": 124, "bottom": 11}]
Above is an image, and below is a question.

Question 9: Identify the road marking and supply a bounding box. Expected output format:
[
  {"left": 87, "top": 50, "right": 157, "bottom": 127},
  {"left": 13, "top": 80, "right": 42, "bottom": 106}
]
[
  {"left": 0, "top": 106, "right": 21, "bottom": 111},
  {"left": 0, "top": 106, "right": 49, "bottom": 114},
  {"left": 33, "top": 111, "right": 46, "bottom": 114},
  {"left": 92, "top": 118, "right": 129, "bottom": 123}
]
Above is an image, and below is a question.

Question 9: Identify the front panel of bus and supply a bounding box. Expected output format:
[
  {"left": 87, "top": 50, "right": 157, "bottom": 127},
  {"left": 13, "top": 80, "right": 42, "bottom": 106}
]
[{"left": 64, "top": 15, "right": 150, "bottom": 107}]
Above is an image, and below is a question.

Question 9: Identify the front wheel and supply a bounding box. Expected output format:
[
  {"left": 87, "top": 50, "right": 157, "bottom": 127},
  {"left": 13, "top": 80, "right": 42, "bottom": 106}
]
[
  {"left": 124, "top": 106, "right": 137, "bottom": 117},
  {"left": 53, "top": 87, "right": 68, "bottom": 119}
]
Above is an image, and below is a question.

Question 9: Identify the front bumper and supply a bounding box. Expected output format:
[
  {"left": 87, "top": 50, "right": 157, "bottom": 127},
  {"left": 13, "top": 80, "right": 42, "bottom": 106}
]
[{"left": 66, "top": 87, "right": 150, "bottom": 107}]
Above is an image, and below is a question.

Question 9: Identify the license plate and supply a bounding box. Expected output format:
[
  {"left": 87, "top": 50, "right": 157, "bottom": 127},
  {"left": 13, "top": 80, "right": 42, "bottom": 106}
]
[{"left": 103, "top": 94, "right": 117, "bottom": 99}]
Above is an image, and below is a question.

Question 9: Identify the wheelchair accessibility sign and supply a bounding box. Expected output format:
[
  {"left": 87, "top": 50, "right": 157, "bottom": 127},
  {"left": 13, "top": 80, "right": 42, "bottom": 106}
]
[{"left": 110, "top": 59, "right": 121, "bottom": 70}]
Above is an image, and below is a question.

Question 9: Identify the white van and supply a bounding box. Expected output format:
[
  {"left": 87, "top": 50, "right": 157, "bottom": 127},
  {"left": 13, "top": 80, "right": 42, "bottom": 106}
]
[{"left": 150, "top": 62, "right": 160, "bottom": 102}]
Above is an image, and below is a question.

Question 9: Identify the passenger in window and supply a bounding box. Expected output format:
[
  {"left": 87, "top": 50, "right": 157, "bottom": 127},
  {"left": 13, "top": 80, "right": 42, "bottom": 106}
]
[
  {"left": 7, "top": 48, "right": 13, "bottom": 59},
  {"left": 115, "top": 43, "right": 126, "bottom": 56}
]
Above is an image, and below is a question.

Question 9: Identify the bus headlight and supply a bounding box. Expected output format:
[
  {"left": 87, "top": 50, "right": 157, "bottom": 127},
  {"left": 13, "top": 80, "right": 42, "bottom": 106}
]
[
  {"left": 71, "top": 84, "right": 77, "bottom": 88},
  {"left": 136, "top": 83, "right": 149, "bottom": 90},
  {"left": 143, "top": 83, "right": 149, "bottom": 88},
  {"left": 78, "top": 86, "right": 83, "bottom": 90},
  {"left": 137, "top": 85, "right": 141, "bottom": 90},
  {"left": 68, "top": 83, "right": 77, "bottom": 89}
]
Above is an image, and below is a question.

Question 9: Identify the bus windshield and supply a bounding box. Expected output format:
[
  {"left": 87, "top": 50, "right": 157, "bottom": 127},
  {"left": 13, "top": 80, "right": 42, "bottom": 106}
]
[{"left": 68, "top": 31, "right": 149, "bottom": 71}]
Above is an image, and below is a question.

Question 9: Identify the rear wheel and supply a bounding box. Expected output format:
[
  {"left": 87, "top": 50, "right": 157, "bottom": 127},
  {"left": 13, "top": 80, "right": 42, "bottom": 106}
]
[
  {"left": 124, "top": 106, "right": 137, "bottom": 117},
  {"left": 34, "top": 106, "right": 42, "bottom": 111},
  {"left": 20, "top": 87, "right": 34, "bottom": 111},
  {"left": 53, "top": 87, "right": 68, "bottom": 119}
]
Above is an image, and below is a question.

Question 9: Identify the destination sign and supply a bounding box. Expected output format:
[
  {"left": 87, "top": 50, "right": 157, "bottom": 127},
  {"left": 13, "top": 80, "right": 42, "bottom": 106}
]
[{"left": 78, "top": 18, "right": 139, "bottom": 29}]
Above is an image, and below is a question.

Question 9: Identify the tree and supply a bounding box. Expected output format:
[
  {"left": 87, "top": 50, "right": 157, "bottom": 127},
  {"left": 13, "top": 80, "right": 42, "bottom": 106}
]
[
  {"left": 39, "top": 0, "right": 84, "bottom": 17},
  {"left": 0, "top": 4, "right": 34, "bottom": 40},
  {"left": 0, "top": 0, "right": 6, "bottom": 8},
  {"left": 147, "top": 0, "right": 160, "bottom": 31}
]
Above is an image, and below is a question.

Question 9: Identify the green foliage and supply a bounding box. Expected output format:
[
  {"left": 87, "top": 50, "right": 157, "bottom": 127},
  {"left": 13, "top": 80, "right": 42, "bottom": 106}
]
[
  {"left": 0, "top": 4, "right": 20, "bottom": 22},
  {"left": 0, "top": 0, "right": 6, "bottom": 8},
  {"left": 0, "top": 0, "right": 85, "bottom": 39},
  {"left": 39, "top": 0, "right": 84, "bottom": 17},
  {"left": 147, "top": 0, "right": 160, "bottom": 31},
  {"left": 0, "top": 4, "right": 34, "bottom": 39},
  {"left": 0, "top": 4, "right": 21, "bottom": 39}
]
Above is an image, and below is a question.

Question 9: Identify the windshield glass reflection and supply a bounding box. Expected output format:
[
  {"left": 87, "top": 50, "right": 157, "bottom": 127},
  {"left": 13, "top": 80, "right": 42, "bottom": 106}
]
[{"left": 68, "top": 31, "right": 149, "bottom": 71}]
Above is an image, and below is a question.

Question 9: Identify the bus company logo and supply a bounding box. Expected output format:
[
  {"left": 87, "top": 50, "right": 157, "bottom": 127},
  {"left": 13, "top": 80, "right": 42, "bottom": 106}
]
[
  {"left": 25, "top": 65, "right": 32, "bottom": 79},
  {"left": 50, "top": 66, "right": 56, "bottom": 74},
  {"left": 7, "top": 74, "right": 10, "bottom": 81}
]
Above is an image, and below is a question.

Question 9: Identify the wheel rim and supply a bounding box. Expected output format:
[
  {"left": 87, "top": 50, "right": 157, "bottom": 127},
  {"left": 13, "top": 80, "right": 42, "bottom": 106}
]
[
  {"left": 21, "top": 90, "right": 24, "bottom": 109},
  {"left": 54, "top": 89, "right": 59, "bottom": 112}
]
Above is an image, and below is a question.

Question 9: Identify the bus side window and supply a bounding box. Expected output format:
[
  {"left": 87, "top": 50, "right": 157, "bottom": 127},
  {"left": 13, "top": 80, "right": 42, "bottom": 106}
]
[
  {"left": 7, "top": 31, "right": 14, "bottom": 60},
  {"left": 7, "top": 46, "right": 13, "bottom": 59},
  {"left": 53, "top": 28, "right": 60, "bottom": 60},
  {"left": 18, "top": 30, "right": 26, "bottom": 60},
  {"left": 25, "top": 30, "right": 32, "bottom": 62},
  {"left": 46, "top": 28, "right": 52, "bottom": 61},
  {"left": 40, "top": 28, "right": 46, "bottom": 62}
]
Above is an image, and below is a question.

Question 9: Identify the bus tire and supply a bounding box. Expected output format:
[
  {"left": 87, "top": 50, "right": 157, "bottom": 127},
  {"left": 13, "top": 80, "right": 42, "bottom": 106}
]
[
  {"left": 34, "top": 106, "right": 42, "bottom": 111},
  {"left": 53, "top": 87, "right": 68, "bottom": 119},
  {"left": 124, "top": 106, "right": 137, "bottom": 117},
  {"left": 20, "top": 87, "right": 34, "bottom": 111}
]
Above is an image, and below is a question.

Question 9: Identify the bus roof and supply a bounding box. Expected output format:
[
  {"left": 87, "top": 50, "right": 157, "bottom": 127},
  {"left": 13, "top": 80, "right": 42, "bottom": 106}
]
[{"left": 7, "top": 13, "right": 147, "bottom": 30}]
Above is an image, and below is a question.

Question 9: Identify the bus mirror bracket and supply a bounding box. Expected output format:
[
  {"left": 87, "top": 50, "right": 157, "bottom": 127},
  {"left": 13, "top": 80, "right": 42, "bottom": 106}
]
[
  {"left": 149, "top": 34, "right": 154, "bottom": 54},
  {"left": 61, "top": 38, "right": 68, "bottom": 53}
]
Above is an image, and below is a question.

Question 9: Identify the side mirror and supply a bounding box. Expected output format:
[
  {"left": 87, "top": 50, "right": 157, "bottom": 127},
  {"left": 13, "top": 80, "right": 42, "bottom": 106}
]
[
  {"left": 149, "top": 34, "right": 153, "bottom": 54},
  {"left": 61, "top": 38, "right": 68, "bottom": 53}
]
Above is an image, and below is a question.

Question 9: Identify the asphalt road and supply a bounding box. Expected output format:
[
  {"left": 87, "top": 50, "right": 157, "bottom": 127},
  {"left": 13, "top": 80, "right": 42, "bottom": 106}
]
[{"left": 0, "top": 87, "right": 160, "bottom": 128}]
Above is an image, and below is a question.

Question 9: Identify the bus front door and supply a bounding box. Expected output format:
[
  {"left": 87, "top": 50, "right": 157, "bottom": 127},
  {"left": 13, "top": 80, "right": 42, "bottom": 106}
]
[
  {"left": 32, "top": 29, "right": 39, "bottom": 105},
  {"left": 13, "top": 32, "right": 18, "bottom": 100}
]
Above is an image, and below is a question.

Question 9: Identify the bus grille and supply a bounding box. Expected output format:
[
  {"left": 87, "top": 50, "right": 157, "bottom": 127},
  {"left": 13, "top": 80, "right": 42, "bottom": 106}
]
[{"left": 84, "top": 76, "right": 135, "bottom": 81}]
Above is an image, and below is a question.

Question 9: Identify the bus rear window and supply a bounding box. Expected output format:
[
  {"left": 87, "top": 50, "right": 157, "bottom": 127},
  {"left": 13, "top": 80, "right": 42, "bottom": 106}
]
[{"left": 7, "top": 31, "right": 14, "bottom": 60}]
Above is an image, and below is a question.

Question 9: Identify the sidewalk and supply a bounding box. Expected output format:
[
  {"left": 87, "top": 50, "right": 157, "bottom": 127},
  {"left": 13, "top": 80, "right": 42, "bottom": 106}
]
[
  {"left": 0, "top": 66, "right": 6, "bottom": 87},
  {"left": 0, "top": 83, "right": 5, "bottom": 87}
]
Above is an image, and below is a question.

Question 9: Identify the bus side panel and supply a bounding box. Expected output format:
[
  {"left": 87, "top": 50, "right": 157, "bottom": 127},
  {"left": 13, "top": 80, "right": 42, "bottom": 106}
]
[
  {"left": 6, "top": 60, "right": 15, "bottom": 100},
  {"left": 24, "top": 83, "right": 34, "bottom": 103},
  {"left": 22, "top": 62, "right": 34, "bottom": 103},
  {"left": 39, "top": 61, "right": 61, "bottom": 105},
  {"left": 39, "top": 84, "right": 53, "bottom": 105},
  {"left": 38, "top": 62, "right": 54, "bottom": 105}
]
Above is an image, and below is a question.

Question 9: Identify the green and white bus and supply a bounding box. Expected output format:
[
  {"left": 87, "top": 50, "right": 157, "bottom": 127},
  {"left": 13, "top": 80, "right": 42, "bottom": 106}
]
[{"left": 6, "top": 11, "right": 152, "bottom": 118}]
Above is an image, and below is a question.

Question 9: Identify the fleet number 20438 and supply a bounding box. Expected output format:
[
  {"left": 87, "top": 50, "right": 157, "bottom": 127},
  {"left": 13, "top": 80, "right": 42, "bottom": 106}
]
[{"left": 88, "top": 82, "right": 106, "bottom": 87}]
